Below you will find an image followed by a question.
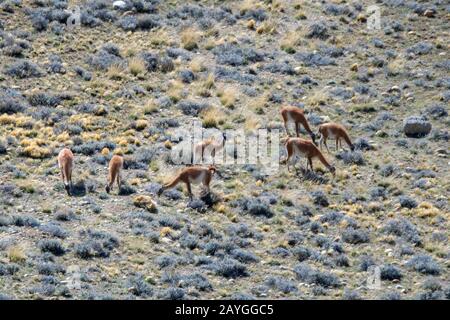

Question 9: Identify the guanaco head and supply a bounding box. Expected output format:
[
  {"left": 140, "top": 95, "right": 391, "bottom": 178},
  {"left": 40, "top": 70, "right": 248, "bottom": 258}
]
[
  {"left": 208, "top": 165, "right": 217, "bottom": 174},
  {"left": 105, "top": 185, "right": 111, "bottom": 194},
  {"left": 329, "top": 165, "right": 336, "bottom": 176}
]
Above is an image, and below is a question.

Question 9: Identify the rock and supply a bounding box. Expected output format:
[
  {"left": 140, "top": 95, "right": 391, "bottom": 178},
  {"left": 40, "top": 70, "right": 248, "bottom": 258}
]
[
  {"left": 403, "top": 116, "right": 432, "bottom": 138},
  {"left": 113, "top": 1, "right": 127, "bottom": 10}
]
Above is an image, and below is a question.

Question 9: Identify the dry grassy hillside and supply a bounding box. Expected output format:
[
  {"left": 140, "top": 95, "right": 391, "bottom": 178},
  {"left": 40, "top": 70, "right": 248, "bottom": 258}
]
[{"left": 0, "top": 0, "right": 448, "bottom": 300}]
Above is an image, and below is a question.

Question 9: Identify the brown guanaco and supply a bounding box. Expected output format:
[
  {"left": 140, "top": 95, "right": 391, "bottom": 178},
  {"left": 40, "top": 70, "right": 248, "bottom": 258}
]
[
  {"left": 105, "top": 155, "right": 124, "bottom": 194},
  {"left": 280, "top": 106, "right": 317, "bottom": 145},
  {"left": 317, "top": 122, "right": 354, "bottom": 152},
  {"left": 57, "top": 147, "right": 74, "bottom": 195},
  {"left": 158, "top": 165, "right": 216, "bottom": 201},
  {"left": 193, "top": 133, "right": 226, "bottom": 164},
  {"left": 282, "top": 137, "right": 335, "bottom": 175}
]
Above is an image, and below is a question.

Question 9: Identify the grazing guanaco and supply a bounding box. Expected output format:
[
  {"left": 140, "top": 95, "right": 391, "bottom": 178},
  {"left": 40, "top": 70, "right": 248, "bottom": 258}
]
[
  {"left": 283, "top": 137, "right": 335, "bottom": 175},
  {"left": 105, "top": 155, "right": 124, "bottom": 194},
  {"left": 280, "top": 106, "right": 317, "bottom": 145},
  {"left": 57, "top": 147, "right": 74, "bottom": 196},
  {"left": 318, "top": 122, "right": 354, "bottom": 152},
  {"left": 158, "top": 165, "right": 216, "bottom": 201},
  {"left": 193, "top": 133, "right": 226, "bottom": 164}
]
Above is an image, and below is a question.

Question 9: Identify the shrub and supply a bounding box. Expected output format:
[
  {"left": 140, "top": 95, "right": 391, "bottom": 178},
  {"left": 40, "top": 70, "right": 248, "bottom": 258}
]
[
  {"left": 39, "top": 223, "right": 68, "bottom": 239},
  {"left": 359, "top": 255, "right": 375, "bottom": 271},
  {"left": 74, "top": 66, "right": 92, "bottom": 81},
  {"left": 342, "top": 228, "right": 369, "bottom": 244},
  {"left": 159, "top": 287, "right": 184, "bottom": 300},
  {"left": 293, "top": 263, "right": 340, "bottom": 288},
  {"left": 74, "top": 240, "right": 108, "bottom": 259},
  {"left": 215, "top": 258, "right": 249, "bottom": 278},
  {"left": 230, "top": 249, "right": 259, "bottom": 263},
  {"left": 0, "top": 96, "right": 26, "bottom": 114},
  {"left": 380, "top": 292, "right": 401, "bottom": 300},
  {"left": 178, "top": 100, "right": 208, "bottom": 116},
  {"left": 213, "top": 43, "right": 264, "bottom": 66},
  {"left": 179, "top": 69, "right": 195, "bottom": 83},
  {"left": 406, "top": 254, "right": 441, "bottom": 275},
  {"left": 0, "top": 263, "right": 19, "bottom": 276},
  {"left": 155, "top": 255, "right": 179, "bottom": 269},
  {"left": 128, "top": 275, "right": 153, "bottom": 297},
  {"left": 118, "top": 183, "right": 136, "bottom": 196},
  {"left": 398, "top": 195, "right": 418, "bottom": 209},
  {"left": 38, "top": 239, "right": 66, "bottom": 256},
  {"left": 265, "top": 276, "right": 298, "bottom": 294},
  {"left": 336, "top": 151, "right": 365, "bottom": 165},
  {"left": 310, "top": 190, "right": 329, "bottom": 207},
  {"left": 380, "top": 264, "right": 403, "bottom": 281},
  {"left": 37, "top": 262, "right": 65, "bottom": 275},
  {"left": 87, "top": 49, "right": 123, "bottom": 71},
  {"left": 12, "top": 215, "right": 40, "bottom": 227},
  {"left": 137, "top": 15, "right": 159, "bottom": 30},
  {"left": 28, "top": 92, "right": 61, "bottom": 107},
  {"left": 306, "top": 22, "right": 329, "bottom": 40},
  {"left": 383, "top": 218, "right": 421, "bottom": 245},
  {"left": 342, "top": 290, "right": 361, "bottom": 300},
  {"left": 5, "top": 59, "right": 42, "bottom": 78}
]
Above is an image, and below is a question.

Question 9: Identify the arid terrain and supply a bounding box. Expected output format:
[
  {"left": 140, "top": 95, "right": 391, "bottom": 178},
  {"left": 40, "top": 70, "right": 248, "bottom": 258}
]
[{"left": 0, "top": 0, "right": 448, "bottom": 300}]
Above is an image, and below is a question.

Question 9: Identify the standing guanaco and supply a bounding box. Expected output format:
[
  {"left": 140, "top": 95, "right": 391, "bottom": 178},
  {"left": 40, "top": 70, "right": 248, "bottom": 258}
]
[
  {"left": 280, "top": 106, "right": 317, "bottom": 145},
  {"left": 193, "top": 133, "right": 226, "bottom": 164},
  {"left": 158, "top": 165, "right": 216, "bottom": 201},
  {"left": 105, "top": 155, "right": 124, "bottom": 194},
  {"left": 57, "top": 147, "right": 74, "bottom": 196},
  {"left": 283, "top": 137, "right": 335, "bottom": 175},
  {"left": 317, "top": 122, "right": 354, "bottom": 152}
]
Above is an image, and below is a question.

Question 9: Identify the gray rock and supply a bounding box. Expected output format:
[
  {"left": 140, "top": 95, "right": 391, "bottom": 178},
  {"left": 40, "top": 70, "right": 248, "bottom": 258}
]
[
  {"left": 403, "top": 116, "right": 432, "bottom": 137},
  {"left": 113, "top": 1, "right": 127, "bottom": 10}
]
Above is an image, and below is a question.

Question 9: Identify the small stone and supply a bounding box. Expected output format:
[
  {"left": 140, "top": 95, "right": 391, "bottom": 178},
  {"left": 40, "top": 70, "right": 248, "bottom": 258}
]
[
  {"left": 350, "top": 63, "right": 358, "bottom": 72},
  {"left": 113, "top": 1, "right": 127, "bottom": 10}
]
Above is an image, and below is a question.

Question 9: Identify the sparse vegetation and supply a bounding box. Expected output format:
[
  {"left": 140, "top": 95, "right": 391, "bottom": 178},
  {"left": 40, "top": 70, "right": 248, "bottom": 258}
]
[{"left": 0, "top": 0, "right": 447, "bottom": 301}]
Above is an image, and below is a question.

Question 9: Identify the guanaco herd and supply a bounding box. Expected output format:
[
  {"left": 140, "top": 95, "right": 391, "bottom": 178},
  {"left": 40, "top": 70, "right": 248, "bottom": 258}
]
[{"left": 57, "top": 106, "right": 355, "bottom": 200}]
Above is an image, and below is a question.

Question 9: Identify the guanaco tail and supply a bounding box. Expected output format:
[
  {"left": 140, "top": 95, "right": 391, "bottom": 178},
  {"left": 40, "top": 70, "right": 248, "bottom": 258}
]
[
  {"left": 57, "top": 147, "right": 74, "bottom": 195},
  {"left": 158, "top": 165, "right": 216, "bottom": 201},
  {"left": 282, "top": 137, "right": 335, "bottom": 175},
  {"left": 317, "top": 122, "right": 355, "bottom": 152},
  {"left": 105, "top": 155, "right": 124, "bottom": 194},
  {"left": 193, "top": 133, "right": 226, "bottom": 164},
  {"left": 280, "top": 106, "right": 317, "bottom": 145}
]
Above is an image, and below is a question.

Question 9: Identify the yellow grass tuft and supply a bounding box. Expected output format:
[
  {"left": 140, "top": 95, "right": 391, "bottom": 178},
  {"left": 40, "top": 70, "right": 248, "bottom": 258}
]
[
  {"left": 218, "top": 87, "right": 237, "bottom": 109},
  {"left": 181, "top": 28, "right": 201, "bottom": 51},
  {"left": 128, "top": 57, "right": 146, "bottom": 76}
]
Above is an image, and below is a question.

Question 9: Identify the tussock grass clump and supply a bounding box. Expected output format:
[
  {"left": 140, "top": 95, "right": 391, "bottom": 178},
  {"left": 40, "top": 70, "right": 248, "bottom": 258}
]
[
  {"left": 218, "top": 87, "right": 236, "bottom": 109},
  {"left": 128, "top": 57, "right": 146, "bottom": 76},
  {"left": 181, "top": 28, "right": 200, "bottom": 51}
]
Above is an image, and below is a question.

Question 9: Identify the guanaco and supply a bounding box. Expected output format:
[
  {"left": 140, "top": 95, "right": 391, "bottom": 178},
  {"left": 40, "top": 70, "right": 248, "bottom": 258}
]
[
  {"left": 193, "top": 133, "right": 226, "bottom": 164},
  {"left": 283, "top": 137, "right": 335, "bottom": 175},
  {"left": 105, "top": 155, "right": 124, "bottom": 194},
  {"left": 318, "top": 122, "right": 354, "bottom": 152},
  {"left": 57, "top": 147, "right": 74, "bottom": 196},
  {"left": 280, "top": 106, "right": 317, "bottom": 144},
  {"left": 158, "top": 165, "right": 216, "bottom": 201}
]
